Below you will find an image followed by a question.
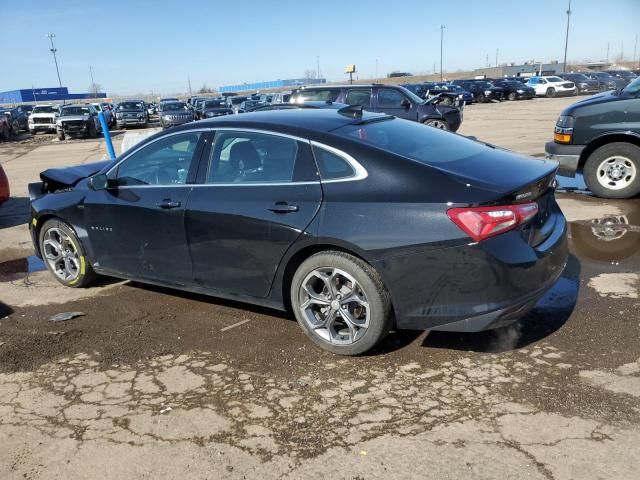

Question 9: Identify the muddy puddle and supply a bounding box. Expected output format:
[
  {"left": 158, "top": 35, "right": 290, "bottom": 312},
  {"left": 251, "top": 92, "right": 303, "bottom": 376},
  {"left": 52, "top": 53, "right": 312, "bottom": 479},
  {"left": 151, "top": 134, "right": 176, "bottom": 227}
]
[{"left": 0, "top": 255, "right": 46, "bottom": 281}]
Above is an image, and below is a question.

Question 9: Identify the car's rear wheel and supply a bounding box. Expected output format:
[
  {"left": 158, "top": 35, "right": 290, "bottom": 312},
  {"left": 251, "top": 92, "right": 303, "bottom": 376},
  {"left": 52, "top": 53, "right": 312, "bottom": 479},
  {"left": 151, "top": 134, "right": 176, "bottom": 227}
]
[
  {"left": 39, "top": 219, "right": 97, "bottom": 288},
  {"left": 507, "top": 92, "right": 517, "bottom": 101},
  {"left": 476, "top": 93, "right": 485, "bottom": 103},
  {"left": 424, "top": 119, "right": 450, "bottom": 130},
  {"left": 583, "top": 143, "right": 640, "bottom": 199},
  {"left": 87, "top": 121, "right": 97, "bottom": 138},
  {"left": 546, "top": 87, "right": 556, "bottom": 98},
  {"left": 291, "top": 251, "right": 392, "bottom": 355}
]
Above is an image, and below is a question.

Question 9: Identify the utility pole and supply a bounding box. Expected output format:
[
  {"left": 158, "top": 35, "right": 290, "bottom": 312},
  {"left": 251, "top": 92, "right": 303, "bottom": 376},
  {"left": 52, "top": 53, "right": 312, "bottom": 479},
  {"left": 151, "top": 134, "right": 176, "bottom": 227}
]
[
  {"left": 495, "top": 48, "right": 499, "bottom": 68},
  {"left": 316, "top": 56, "right": 320, "bottom": 79},
  {"left": 375, "top": 58, "right": 378, "bottom": 79},
  {"left": 634, "top": 34, "right": 639, "bottom": 69},
  {"left": 47, "top": 33, "right": 63, "bottom": 88},
  {"left": 485, "top": 53, "right": 489, "bottom": 68},
  {"left": 562, "top": 0, "right": 571, "bottom": 73},
  {"left": 440, "top": 25, "right": 445, "bottom": 81},
  {"left": 188, "top": 76, "right": 192, "bottom": 96},
  {"left": 606, "top": 42, "right": 610, "bottom": 66}
]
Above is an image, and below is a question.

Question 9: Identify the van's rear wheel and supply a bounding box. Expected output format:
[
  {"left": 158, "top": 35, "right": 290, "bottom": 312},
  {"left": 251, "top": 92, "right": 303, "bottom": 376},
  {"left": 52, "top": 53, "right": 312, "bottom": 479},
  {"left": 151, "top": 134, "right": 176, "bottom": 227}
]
[
  {"left": 583, "top": 143, "right": 640, "bottom": 199},
  {"left": 291, "top": 251, "right": 392, "bottom": 355}
]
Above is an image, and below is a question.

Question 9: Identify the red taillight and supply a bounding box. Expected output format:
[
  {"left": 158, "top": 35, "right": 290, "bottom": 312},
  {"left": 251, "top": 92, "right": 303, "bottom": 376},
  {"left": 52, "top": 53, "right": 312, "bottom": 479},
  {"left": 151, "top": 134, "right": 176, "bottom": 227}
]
[{"left": 447, "top": 202, "right": 538, "bottom": 242}]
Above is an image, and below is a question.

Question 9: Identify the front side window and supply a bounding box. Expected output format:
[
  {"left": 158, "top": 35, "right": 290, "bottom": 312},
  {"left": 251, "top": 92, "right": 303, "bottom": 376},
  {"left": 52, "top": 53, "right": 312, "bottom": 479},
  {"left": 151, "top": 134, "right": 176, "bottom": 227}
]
[
  {"left": 345, "top": 89, "right": 372, "bottom": 107},
  {"left": 207, "top": 131, "right": 298, "bottom": 184},
  {"left": 377, "top": 89, "right": 407, "bottom": 108},
  {"left": 116, "top": 132, "right": 201, "bottom": 186}
]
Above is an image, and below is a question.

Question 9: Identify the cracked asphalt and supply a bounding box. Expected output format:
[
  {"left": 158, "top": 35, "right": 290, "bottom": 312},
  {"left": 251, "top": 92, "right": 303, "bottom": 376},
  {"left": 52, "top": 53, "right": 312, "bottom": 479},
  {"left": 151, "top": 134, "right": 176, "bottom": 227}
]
[{"left": 1, "top": 98, "right": 639, "bottom": 479}]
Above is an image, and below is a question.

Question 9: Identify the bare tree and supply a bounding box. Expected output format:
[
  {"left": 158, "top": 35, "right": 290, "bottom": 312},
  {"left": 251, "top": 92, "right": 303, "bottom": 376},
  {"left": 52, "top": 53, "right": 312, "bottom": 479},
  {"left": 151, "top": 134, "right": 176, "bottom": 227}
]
[
  {"left": 88, "top": 83, "right": 103, "bottom": 96},
  {"left": 198, "top": 84, "right": 214, "bottom": 94},
  {"left": 303, "top": 69, "right": 316, "bottom": 80}
]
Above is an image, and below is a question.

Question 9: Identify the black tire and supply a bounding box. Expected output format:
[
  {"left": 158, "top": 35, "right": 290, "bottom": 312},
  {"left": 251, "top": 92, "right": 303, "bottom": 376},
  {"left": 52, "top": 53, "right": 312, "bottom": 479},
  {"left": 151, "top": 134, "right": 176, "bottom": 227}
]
[
  {"left": 477, "top": 93, "right": 485, "bottom": 103},
  {"left": 572, "top": 88, "right": 579, "bottom": 96},
  {"left": 507, "top": 92, "right": 517, "bottom": 101},
  {"left": 38, "top": 218, "right": 97, "bottom": 288},
  {"left": 583, "top": 142, "right": 640, "bottom": 199},
  {"left": 545, "top": 87, "right": 556, "bottom": 98},
  {"left": 87, "top": 121, "right": 97, "bottom": 138},
  {"left": 57, "top": 130, "right": 65, "bottom": 141},
  {"left": 290, "top": 251, "right": 392, "bottom": 355}
]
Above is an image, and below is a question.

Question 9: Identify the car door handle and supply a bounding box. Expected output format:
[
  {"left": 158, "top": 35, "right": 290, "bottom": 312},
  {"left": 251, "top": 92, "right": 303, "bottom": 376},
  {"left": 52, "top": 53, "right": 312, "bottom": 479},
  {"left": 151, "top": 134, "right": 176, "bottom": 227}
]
[
  {"left": 156, "top": 199, "right": 181, "bottom": 209},
  {"left": 268, "top": 202, "right": 299, "bottom": 213}
]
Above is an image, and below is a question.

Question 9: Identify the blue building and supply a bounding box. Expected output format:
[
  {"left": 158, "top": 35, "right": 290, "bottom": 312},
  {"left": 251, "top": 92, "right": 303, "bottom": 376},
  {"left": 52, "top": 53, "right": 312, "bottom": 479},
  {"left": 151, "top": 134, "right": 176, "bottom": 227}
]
[
  {"left": 0, "top": 87, "right": 106, "bottom": 104},
  {"left": 219, "top": 78, "right": 326, "bottom": 93}
]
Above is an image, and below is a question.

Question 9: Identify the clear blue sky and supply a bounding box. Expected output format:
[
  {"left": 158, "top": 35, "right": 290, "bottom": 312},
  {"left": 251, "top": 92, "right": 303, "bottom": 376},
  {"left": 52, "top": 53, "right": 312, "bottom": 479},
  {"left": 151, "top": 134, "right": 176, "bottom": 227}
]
[{"left": 2, "top": 0, "right": 638, "bottom": 95}]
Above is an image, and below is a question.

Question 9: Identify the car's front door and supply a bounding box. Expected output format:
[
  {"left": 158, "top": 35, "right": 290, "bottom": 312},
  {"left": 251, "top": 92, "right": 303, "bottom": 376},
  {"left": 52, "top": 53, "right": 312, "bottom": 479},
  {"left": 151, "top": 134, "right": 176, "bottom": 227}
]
[
  {"left": 375, "top": 88, "right": 418, "bottom": 120},
  {"left": 84, "top": 130, "right": 206, "bottom": 284},
  {"left": 185, "top": 129, "right": 322, "bottom": 298}
]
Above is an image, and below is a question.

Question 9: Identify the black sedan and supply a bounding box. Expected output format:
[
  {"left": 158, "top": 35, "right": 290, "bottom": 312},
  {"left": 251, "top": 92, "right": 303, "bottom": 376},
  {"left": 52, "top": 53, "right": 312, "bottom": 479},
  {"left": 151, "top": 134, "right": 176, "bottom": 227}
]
[
  {"left": 491, "top": 80, "right": 536, "bottom": 100},
  {"left": 28, "top": 108, "right": 568, "bottom": 355}
]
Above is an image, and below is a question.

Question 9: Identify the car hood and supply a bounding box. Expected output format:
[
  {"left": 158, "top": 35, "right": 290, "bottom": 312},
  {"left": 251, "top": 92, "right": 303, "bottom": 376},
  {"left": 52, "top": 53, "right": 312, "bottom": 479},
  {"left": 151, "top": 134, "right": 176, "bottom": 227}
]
[
  {"left": 30, "top": 112, "right": 57, "bottom": 118},
  {"left": 59, "top": 115, "right": 89, "bottom": 122},
  {"left": 40, "top": 160, "right": 111, "bottom": 188},
  {"left": 561, "top": 90, "right": 622, "bottom": 113},
  {"left": 430, "top": 143, "right": 558, "bottom": 196}
]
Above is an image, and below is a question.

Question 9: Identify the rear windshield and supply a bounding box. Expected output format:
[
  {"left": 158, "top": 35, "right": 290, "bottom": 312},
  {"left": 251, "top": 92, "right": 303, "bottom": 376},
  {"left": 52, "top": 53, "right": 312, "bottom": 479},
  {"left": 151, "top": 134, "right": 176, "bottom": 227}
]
[{"left": 334, "top": 118, "right": 486, "bottom": 164}]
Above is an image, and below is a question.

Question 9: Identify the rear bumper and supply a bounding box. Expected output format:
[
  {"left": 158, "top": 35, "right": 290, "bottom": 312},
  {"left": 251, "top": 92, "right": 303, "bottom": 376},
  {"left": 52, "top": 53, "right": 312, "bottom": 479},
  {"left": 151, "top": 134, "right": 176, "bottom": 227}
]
[
  {"left": 544, "top": 141, "right": 584, "bottom": 177},
  {"left": 376, "top": 205, "right": 568, "bottom": 332}
]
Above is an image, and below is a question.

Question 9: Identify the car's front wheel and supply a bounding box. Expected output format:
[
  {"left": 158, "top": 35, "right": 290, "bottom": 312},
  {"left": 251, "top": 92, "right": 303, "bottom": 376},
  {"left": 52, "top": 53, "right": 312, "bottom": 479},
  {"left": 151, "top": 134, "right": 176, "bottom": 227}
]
[
  {"left": 507, "top": 92, "right": 517, "bottom": 101},
  {"left": 291, "top": 251, "right": 392, "bottom": 355},
  {"left": 546, "top": 87, "right": 556, "bottom": 98},
  {"left": 424, "top": 119, "right": 450, "bottom": 131},
  {"left": 39, "top": 219, "right": 97, "bottom": 288},
  {"left": 583, "top": 143, "right": 640, "bottom": 199}
]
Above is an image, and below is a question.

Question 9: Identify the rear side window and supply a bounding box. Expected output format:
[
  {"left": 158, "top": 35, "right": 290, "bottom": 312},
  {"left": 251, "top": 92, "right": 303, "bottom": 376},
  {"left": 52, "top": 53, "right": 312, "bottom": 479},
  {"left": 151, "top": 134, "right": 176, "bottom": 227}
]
[
  {"left": 294, "top": 89, "right": 340, "bottom": 102},
  {"left": 345, "top": 89, "right": 372, "bottom": 107},
  {"left": 334, "top": 118, "right": 486, "bottom": 165},
  {"left": 312, "top": 145, "right": 355, "bottom": 180}
]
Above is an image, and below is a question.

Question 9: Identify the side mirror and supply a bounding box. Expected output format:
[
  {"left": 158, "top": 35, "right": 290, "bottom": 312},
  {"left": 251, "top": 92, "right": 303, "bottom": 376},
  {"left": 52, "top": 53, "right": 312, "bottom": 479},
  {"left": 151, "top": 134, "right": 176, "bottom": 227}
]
[
  {"left": 89, "top": 173, "right": 109, "bottom": 190},
  {"left": 400, "top": 99, "right": 411, "bottom": 108}
]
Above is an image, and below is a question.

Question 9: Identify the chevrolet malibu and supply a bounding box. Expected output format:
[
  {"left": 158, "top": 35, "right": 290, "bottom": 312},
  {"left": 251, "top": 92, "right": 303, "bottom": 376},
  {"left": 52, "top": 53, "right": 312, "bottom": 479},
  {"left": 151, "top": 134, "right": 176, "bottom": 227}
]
[{"left": 28, "top": 108, "right": 568, "bottom": 355}]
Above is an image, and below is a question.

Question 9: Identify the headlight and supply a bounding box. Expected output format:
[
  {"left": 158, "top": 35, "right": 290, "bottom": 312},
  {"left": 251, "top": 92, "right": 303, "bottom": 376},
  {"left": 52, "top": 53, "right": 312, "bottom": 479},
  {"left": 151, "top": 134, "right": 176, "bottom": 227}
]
[
  {"left": 484, "top": 90, "right": 491, "bottom": 95},
  {"left": 138, "top": 113, "right": 144, "bottom": 119},
  {"left": 554, "top": 115, "right": 574, "bottom": 143},
  {"left": 56, "top": 120, "right": 62, "bottom": 126},
  {"left": 517, "top": 89, "right": 524, "bottom": 93}
]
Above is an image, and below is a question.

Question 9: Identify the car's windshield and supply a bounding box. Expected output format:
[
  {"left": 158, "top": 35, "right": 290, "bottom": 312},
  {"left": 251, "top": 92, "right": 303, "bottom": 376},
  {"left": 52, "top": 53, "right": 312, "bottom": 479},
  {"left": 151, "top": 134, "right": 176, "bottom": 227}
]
[
  {"left": 118, "top": 102, "right": 144, "bottom": 110},
  {"left": 622, "top": 77, "right": 640, "bottom": 95},
  {"left": 62, "top": 106, "right": 91, "bottom": 115},
  {"left": 230, "top": 97, "right": 246, "bottom": 105},
  {"left": 546, "top": 77, "right": 564, "bottom": 83},
  {"left": 398, "top": 87, "right": 425, "bottom": 104},
  {"left": 504, "top": 81, "right": 523, "bottom": 88},
  {"left": 204, "top": 100, "right": 224, "bottom": 108},
  {"left": 32, "top": 106, "right": 58, "bottom": 114},
  {"left": 475, "top": 81, "right": 492, "bottom": 88},
  {"left": 595, "top": 72, "right": 613, "bottom": 79},
  {"left": 568, "top": 74, "right": 589, "bottom": 81},
  {"left": 335, "top": 117, "right": 487, "bottom": 165},
  {"left": 162, "top": 102, "right": 187, "bottom": 111}
]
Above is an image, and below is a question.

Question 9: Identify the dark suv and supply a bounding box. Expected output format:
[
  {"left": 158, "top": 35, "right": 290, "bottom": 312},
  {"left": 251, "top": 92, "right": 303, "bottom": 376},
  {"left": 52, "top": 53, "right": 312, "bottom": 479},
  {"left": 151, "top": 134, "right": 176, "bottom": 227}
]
[
  {"left": 545, "top": 76, "right": 640, "bottom": 199},
  {"left": 558, "top": 73, "right": 600, "bottom": 95},
  {"left": 289, "top": 85, "right": 462, "bottom": 131}
]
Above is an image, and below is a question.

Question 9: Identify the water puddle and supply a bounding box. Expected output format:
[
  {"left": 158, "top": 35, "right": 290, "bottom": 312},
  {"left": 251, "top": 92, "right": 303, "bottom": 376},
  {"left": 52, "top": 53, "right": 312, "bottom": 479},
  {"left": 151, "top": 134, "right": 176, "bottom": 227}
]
[{"left": 0, "top": 255, "right": 46, "bottom": 281}]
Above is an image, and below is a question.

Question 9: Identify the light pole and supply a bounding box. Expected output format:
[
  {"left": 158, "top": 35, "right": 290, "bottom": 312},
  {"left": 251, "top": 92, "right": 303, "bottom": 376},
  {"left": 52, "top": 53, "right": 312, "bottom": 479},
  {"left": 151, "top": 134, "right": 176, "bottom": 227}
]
[
  {"left": 440, "top": 25, "right": 445, "bottom": 81},
  {"left": 562, "top": 0, "right": 571, "bottom": 73},
  {"left": 47, "top": 33, "right": 63, "bottom": 88},
  {"left": 316, "top": 56, "right": 320, "bottom": 79},
  {"left": 89, "top": 65, "right": 96, "bottom": 96}
]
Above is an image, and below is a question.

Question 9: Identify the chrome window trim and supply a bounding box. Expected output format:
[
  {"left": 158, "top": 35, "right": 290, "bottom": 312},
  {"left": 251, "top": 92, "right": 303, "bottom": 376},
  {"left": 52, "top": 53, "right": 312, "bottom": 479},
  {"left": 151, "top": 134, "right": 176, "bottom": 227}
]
[{"left": 106, "top": 126, "right": 368, "bottom": 188}]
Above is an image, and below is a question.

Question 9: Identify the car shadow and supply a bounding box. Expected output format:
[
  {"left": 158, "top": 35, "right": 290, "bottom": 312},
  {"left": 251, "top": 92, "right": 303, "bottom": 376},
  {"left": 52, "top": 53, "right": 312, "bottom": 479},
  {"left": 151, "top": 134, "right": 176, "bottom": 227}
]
[
  {"left": 0, "top": 301, "right": 13, "bottom": 318},
  {"left": 0, "top": 197, "right": 29, "bottom": 229},
  {"left": 421, "top": 254, "right": 581, "bottom": 353}
]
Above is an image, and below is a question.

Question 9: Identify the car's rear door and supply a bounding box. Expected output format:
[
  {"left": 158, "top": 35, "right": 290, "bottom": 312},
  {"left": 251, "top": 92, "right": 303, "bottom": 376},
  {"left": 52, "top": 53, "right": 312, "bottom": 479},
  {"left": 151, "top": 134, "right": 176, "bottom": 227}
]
[
  {"left": 185, "top": 129, "right": 322, "bottom": 298},
  {"left": 83, "top": 130, "right": 206, "bottom": 283}
]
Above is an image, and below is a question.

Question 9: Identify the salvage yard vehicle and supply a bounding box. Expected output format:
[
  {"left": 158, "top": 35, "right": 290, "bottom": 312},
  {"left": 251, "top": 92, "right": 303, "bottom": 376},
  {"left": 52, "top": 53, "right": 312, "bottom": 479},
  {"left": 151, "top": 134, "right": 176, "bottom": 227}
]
[
  {"left": 0, "top": 114, "right": 10, "bottom": 141},
  {"left": 91, "top": 102, "right": 114, "bottom": 127},
  {"left": 28, "top": 104, "right": 60, "bottom": 134},
  {"left": 584, "top": 71, "right": 626, "bottom": 91},
  {"left": 200, "top": 99, "right": 233, "bottom": 118},
  {"left": 1, "top": 107, "right": 29, "bottom": 135},
  {"left": 490, "top": 79, "right": 536, "bottom": 100},
  {"left": 28, "top": 108, "right": 567, "bottom": 355},
  {"left": 56, "top": 104, "right": 102, "bottom": 140},
  {"left": 450, "top": 80, "right": 504, "bottom": 103},
  {"left": 545, "top": 76, "right": 640, "bottom": 199},
  {"left": 557, "top": 73, "right": 600, "bottom": 95},
  {"left": 402, "top": 83, "right": 467, "bottom": 106},
  {"left": 290, "top": 84, "right": 462, "bottom": 131},
  {"left": 115, "top": 100, "right": 148, "bottom": 129},
  {"left": 159, "top": 101, "right": 194, "bottom": 128},
  {"left": 526, "top": 76, "right": 577, "bottom": 97},
  {"left": 0, "top": 163, "right": 9, "bottom": 204}
]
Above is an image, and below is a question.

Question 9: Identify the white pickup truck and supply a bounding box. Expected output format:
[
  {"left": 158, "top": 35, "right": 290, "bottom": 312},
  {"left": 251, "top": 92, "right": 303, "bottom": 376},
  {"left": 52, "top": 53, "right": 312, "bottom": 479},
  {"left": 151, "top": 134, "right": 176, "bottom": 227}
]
[{"left": 28, "top": 104, "right": 60, "bottom": 134}]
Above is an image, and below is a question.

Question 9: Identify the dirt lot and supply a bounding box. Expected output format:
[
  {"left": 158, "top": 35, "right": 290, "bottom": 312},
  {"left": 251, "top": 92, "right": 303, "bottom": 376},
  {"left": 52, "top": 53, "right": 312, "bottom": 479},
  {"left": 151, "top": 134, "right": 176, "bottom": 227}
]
[{"left": 1, "top": 98, "right": 639, "bottom": 479}]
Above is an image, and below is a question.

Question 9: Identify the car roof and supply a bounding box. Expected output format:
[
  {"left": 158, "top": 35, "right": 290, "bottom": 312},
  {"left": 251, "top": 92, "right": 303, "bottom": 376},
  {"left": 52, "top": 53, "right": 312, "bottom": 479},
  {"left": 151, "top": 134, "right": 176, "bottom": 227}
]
[{"left": 193, "top": 108, "right": 385, "bottom": 135}]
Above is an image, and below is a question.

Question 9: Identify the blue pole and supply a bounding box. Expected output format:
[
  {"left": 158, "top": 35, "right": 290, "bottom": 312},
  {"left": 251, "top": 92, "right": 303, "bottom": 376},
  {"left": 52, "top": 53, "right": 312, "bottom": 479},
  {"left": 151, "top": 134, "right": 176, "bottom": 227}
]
[{"left": 98, "top": 111, "right": 116, "bottom": 160}]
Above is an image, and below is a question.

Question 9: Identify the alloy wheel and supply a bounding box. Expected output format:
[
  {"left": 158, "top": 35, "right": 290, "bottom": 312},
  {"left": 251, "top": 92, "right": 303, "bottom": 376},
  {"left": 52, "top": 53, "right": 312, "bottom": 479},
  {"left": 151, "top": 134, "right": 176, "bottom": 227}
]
[
  {"left": 42, "top": 227, "right": 81, "bottom": 282},
  {"left": 425, "top": 120, "right": 449, "bottom": 130},
  {"left": 299, "top": 267, "right": 370, "bottom": 345},
  {"left": 596, "top": 156, "right": 637, "bottom": 191}
]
